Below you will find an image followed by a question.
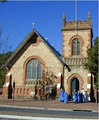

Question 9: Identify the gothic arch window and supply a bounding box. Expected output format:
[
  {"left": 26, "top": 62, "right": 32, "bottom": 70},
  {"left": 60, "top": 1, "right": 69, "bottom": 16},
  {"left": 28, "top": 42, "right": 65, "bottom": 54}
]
[
  {"left": 26, "top": 59, "right": 42, "bottom": 80},
  {"left": 72, "top": 39, "right": 80, "bottom": 55}
]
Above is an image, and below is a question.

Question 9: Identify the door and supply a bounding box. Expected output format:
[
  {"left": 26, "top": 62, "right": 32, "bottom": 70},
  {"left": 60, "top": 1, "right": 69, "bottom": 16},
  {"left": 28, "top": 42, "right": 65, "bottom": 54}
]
[{"left": 71, "top": 78, "right": 79, "bottom": 96}]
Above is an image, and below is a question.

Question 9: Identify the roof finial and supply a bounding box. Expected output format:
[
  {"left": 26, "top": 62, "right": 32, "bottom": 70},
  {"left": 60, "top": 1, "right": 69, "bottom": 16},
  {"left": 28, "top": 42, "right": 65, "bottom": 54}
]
[
  {"left": 88, "top": 11, "right": 91, "bottom": 23},
  {"left": 62, "top": 12, "right": 66, "bottom": 27},
  {"left": 32, "top": 22, "right": 35, "bottom": 29}
]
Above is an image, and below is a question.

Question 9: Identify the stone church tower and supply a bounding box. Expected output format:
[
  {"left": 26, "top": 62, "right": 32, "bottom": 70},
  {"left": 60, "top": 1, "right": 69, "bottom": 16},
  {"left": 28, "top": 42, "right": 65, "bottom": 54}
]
[{"left": 62, "top": 12, "right": 93, "bottom": 96}]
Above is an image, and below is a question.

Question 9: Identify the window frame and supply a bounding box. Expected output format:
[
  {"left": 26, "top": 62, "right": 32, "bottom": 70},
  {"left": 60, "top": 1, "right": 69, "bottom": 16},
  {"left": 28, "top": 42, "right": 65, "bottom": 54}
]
[
  {"left": 72, "top": 38, "right": 80, "bottom": 56},
  {"left": 26, "top": 59, "right": 42, "bottom": 81}
]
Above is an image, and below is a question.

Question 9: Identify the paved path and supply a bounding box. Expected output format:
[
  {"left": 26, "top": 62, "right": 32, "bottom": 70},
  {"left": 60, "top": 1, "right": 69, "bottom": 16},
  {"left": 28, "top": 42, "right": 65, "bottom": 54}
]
[
  {"left": 0, "top": 95, "right": 98, "bottom": 119},
  {"left": 0, "top": 97, "right": 98, "bottom": 112},
  {"left": 0, "top": 114, "right": 97, "bottom": 120},
  {"left": 0, "top": 105, "right": 98, "bottom": 119}
]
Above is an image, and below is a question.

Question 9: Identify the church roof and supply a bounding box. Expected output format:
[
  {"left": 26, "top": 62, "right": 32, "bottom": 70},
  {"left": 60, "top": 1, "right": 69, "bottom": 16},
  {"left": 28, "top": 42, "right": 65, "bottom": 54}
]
[{"left": 5, "top": 29, "right": 65, "bottom": 67}]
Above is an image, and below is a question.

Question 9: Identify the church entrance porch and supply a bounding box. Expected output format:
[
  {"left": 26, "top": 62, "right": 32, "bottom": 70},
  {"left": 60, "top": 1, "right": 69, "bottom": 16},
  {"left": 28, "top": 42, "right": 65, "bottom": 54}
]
[{"left": 67, "top": 74, "right": 83, "bottom": 97}]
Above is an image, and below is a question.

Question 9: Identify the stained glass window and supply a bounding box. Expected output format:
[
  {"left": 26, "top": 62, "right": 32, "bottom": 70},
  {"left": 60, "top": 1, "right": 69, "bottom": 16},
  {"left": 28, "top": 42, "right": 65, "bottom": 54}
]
[{"left": 26, "top": 59, "right": 42, "bottom": 80}]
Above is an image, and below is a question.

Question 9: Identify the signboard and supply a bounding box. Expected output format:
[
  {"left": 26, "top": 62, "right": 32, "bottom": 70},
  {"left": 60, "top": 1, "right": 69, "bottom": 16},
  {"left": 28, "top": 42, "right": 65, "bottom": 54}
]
[{"left": 45, "top": 85, "right": 50, "bottom": 93}]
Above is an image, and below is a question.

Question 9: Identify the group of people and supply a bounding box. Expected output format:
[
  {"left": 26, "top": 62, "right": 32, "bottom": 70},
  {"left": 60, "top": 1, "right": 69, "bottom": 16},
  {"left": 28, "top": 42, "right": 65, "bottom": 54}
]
[
  {"left": 59, "top": 88, "right": 69, "bottom": 103},
  {"left": 73, "top": 89, "right": 90, "bottom": 103},
  {"left": 59, "top": 88, "right": 91, "bottom": 103}
]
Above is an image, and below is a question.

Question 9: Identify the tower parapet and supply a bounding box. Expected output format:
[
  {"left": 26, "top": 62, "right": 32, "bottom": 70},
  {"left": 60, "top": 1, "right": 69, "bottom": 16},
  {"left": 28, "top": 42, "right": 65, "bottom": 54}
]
[
  {"left": 62, "top": 20, "right": 92, "bottom": 31},
  {"left": 62, "top": 12, "right": 92, "bottom": 31}
]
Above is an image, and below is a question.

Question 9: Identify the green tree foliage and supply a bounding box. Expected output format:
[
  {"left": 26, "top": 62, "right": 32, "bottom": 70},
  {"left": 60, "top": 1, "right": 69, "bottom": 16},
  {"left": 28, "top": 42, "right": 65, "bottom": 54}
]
[
  {"left": 0, "top": 19, "right": 12, "bottom": 88},
  {"left": 0, "top": 51, "right": 12, "bottom": 88},
  {"left": 0, "top": 0, "right": 7, "bottom": 2},
  {"left": 84, "top": 37, "right": 98, "bottom": 88}
]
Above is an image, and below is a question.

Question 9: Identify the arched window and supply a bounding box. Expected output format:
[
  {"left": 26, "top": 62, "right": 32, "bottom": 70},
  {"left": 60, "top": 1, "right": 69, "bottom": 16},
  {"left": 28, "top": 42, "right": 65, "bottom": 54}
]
[
  {"left": 72, "top": 39, "right": 80, "bottom": 55},
  {"left": 26, "top": 59, "right": 42, "bottom": 80}
]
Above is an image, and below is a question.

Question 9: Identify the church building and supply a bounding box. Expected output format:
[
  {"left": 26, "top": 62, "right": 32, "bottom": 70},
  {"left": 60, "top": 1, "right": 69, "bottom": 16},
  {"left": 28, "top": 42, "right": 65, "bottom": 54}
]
[{"left": 3, "top": 12, "right": 96, "bottom": 100}]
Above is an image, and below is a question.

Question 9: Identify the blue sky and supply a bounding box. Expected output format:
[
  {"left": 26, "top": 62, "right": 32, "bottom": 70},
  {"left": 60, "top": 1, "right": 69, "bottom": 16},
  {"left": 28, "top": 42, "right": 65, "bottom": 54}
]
[{"left": 0, "top": 1, "right": 98, "bottom": 53}]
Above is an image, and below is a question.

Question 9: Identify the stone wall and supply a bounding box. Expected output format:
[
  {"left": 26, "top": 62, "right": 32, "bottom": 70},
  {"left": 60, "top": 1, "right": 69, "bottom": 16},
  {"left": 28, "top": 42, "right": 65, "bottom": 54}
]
[
  {"left": 62, "top": 29, "right": 92, "bottom": 58},
  {"left": 6, "top": 36, "right": 63, "bottom": 97},
  {"left": 64, "top": 65, "right": 88, "bottom": 94}
]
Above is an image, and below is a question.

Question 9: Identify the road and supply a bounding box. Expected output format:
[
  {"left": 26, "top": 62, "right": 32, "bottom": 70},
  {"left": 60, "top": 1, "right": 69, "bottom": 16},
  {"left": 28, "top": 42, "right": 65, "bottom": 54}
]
[{"left": 0, "top": 106, "right": 98, "bottom": 119}]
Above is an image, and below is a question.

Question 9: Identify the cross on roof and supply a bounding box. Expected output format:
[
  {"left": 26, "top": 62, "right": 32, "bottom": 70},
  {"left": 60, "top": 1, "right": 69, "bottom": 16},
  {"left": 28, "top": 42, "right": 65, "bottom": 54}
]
[{"left": 32, "top": 22, "right": 35, "bottom": 29}]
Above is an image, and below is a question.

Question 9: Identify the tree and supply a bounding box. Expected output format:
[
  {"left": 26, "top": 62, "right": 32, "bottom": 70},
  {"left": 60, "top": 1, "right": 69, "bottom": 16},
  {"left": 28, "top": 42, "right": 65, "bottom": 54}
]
[
  {"left": 0, "top": 27, "right": 12, "bottom": 88},
  {"left": 41, "top": 70, "right": 57, "bottom": 87},
  {"left": 0, "top": 51, "right": 12, "bottom": 88},
  {"left": 0, "top": 28, "right": 12, "bottom": 53},
  {"left": 83, "top": 37, "right": 98, "bottom": 88},
  {"left": 35, "top": 69, "right": 57, "bottom": 100},
  {"left": 0, "top": 0, "right": 7, "bottom": 2}
]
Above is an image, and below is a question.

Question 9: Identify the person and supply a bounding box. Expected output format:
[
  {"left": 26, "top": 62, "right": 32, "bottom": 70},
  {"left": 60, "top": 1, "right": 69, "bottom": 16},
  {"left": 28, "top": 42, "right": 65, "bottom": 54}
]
[
  {"left": 45, "top": 84, "right": 51, "bottom": 100},
  {"left": 87, "top": 92, "right": 91, "bottom": 102},
  {"left": 64, "top": 91, "right": 69, "bottom": 103},
  {"left": 73, "top": 89, "right": 77, "bottom": 103},
  {"left": 77, "top": 91, "right": 81, "bottom": 103},
  {"left": 50, "top": 86, "right": 56, "bottom": 100},
  {"left": 59, "top": 88, "right": 64, "bottom": 102},
  {"left": 81, "top": 88, "right": 85, "bottom": 103},
  {"left": 84, "top": 91, "right": 88, "bottom": 102},
  {"left": 82, "top": 90, "right": 86, "bottom": 103},
  {"left": 80, "top": 92, "right": 83, "bottom": 103}
]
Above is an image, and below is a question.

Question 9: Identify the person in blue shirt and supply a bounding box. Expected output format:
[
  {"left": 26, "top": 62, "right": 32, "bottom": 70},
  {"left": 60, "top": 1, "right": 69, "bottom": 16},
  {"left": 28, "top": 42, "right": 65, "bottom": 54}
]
[
  {"left": 77, "top": 91, "right": 81, "bottom": 103},
  {"left": 73, "top": 89, "right": 77, "bottom": 103},
  {"left": 64, "top": 91, "right": 69, "bottom": 103},
  {"left": 59, "top": 88, "right": 64, "bottom": 102}
]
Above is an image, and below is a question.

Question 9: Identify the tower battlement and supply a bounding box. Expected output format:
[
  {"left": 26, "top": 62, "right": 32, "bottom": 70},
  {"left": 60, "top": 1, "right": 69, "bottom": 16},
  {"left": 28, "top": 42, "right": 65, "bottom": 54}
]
[
  {"left": 62, "top": 20, "right": 91, "bottom": 31},
  {"left": 62, "top": 12, "right": 92, "bottom": 31}
]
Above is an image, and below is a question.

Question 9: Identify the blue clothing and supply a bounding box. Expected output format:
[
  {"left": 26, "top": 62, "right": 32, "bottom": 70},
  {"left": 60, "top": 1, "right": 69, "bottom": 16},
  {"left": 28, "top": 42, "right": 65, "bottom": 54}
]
[
  {"left": 80, "top": 93, "right": 83, "bottom": 103},
  {"left": 59, "top": 90, "right": 64, "bottom": 102},
  {"left": 64, "top": 92, "right": 69, "bottom": 103},
  {"left": 73, "top": 92, "right": 77, "bottom": 103},
  {"left": 77, "top": 92, "right": 81, "bottom": 103}
]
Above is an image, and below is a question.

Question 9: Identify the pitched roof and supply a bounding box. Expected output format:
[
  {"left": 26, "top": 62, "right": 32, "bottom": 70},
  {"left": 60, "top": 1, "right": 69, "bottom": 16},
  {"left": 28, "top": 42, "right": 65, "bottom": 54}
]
[{"left": 5, "top": 29, "right": 65, "bottom": 67}]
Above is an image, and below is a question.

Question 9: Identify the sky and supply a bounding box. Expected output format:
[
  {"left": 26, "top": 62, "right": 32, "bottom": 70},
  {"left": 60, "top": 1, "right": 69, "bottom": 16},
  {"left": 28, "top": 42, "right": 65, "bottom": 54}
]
[{"left": 0, "top": 1, "right": 98, "bottom": 54}]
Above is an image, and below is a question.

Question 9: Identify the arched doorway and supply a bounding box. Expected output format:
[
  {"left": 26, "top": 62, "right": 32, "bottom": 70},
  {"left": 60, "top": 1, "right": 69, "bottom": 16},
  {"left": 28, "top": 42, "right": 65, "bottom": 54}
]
[
  {"left": 71, "top": 78, "right": 79, "bottom": 96},
  {"left": 67, "top": 74, "right": 84, "bottom": 96}
]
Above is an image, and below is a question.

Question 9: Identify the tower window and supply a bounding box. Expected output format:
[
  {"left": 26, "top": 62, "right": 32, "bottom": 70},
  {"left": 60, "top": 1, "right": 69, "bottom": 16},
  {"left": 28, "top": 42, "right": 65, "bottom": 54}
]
[{"left": 72, "top": 39, "right": 80, "bottom": 55}]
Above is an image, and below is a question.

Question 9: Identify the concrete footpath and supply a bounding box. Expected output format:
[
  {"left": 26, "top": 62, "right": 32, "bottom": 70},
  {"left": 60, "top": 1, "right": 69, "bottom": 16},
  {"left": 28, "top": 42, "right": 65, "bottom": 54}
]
[
  {"left": 0, "top": 95, "right": 98, "bottom": 112},
  {"left": 0, "top": 114, "right": 96, "bottom": 120}
]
